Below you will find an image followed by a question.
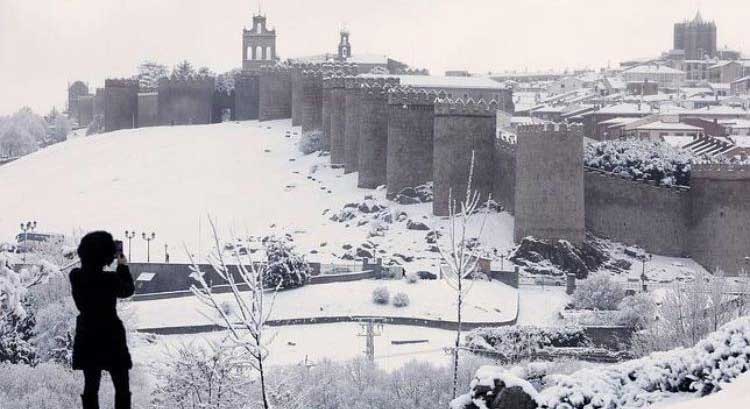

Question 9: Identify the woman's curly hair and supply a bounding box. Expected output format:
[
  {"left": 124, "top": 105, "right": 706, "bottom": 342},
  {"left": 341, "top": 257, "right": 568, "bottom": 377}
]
[{"left": 77, "top": 231, "right": 116, "bottom": 268}]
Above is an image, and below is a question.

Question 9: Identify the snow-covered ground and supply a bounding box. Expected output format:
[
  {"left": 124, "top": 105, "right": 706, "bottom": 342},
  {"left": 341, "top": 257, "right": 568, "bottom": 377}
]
[
  {"left": 652, "top": 373, "right": 750, "bottom": 408},
  {"left": 129, "top": 278, "right": 518, "bottom": 330},
  {"left": 131, "top": 322, "right": 459, "bottom": 372},
  {"left": 0, "top": 120, "right": 515, "bottom": 272}
]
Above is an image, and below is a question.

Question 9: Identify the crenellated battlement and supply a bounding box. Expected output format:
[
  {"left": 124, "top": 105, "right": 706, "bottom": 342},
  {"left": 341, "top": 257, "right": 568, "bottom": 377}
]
[
  {"left": 517, "top": 122, "right": 584, "bottom": 140},
  {"left": 158, "top": 77, "right": 215, "bottom": 90},
  {"left": 434, "top": 97, "right": 498, "bottom": 116},
  {"left": 387, "top": 86, "right": 443, "bottom": 106},
  {"left": 344, "top": 76, "right": 364, "bottom": 89},
  {"left": 691, "top": 163, "right": 750, "bottom": 180},
  {"left": 322, "top": 75, "right": 346, "bottom": 89},
  {"left": 105, "top": 78, "right": 139, "bottom": 89},
  {"left": 495, "top": 135, "right": 517, "bottom": 154},
  {"left": 301, "top": 69, "right": 325, "bottom": 80},
  {"left": 259, "top": 64, "right": 292, "bottom": 75}
]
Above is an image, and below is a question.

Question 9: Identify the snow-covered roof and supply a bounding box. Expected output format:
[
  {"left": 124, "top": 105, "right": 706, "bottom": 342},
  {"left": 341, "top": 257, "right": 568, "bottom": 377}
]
[
  {"left": 708, "top": 60, "right": 740, "bottom": 70},
  {"left": 360, "top": 74, "right": 506, "bottom": 90},
  {"left": 347, "top": 54, "right": 389, "bottom": 65},
  {"left": 599, "top": 116, "right": 645, "bottom": 126},
  {"left": 624, "top": 65, "right": 685, "bottom": 75},
  {"left": 731, "top": 76, "right": 750, "bottom": 84},
  {"left": 680, "top": 106, "right": 750, "bottom": 116},
  {"left": 604, "top": 77, "right": 626, "bottom": 89},
  {"left": 595, "top": 103, "right": 654, "bottom": 115},
  {"left": 719, "top": 119, "right": 750, "bottom": 129},
  {"left": 633, "top": 121, "right": 703, "bottom": 131}
]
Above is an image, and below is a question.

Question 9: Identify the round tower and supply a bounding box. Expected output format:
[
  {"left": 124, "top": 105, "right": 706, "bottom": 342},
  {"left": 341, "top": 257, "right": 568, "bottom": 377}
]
[
  {"left": 343, "top": 77, "right": 363, "bottom": 173},
  {"left": 433, "top": 98, "right": 497, "bottom": 216},
  {"left": 357, "top": 78, "right": 399, "bottom": 188},
  {"left": 386, "top": 87, "right": 439, "bottom": 198},
  {"left": 328, "top": 76, "right": 347, "bottom": 165}
]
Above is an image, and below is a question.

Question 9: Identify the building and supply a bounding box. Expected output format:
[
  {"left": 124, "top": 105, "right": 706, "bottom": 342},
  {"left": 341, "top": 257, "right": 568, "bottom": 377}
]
[
  {"left": 242, "top": 14, "right": 277, "bottom": 70},
  {"left": 337, "top": 30, "right": 351, "bottom": 60},
  {"left": 731, "top": 76, "right": 750, "bottom": 95},
  {"left": 673, "top": 11, "right": 717, "bottom": 60},
  {"left": 708, "top": 61, "right": 744, "bottom": 83},
  {"left": 622, "top": 64, "right": 686, "bottom": 88}
]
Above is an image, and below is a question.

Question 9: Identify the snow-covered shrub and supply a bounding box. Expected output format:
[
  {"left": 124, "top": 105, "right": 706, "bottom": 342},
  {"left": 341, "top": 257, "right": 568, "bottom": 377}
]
[
  {"left": 405, "top": 271, "right": 420, "bottom": 284},
  {"left": 262, "top": 235, "right": 310, "bottom": 290},
  {"left": 151, "top": 340, "right": 250, "bottom": 409},
  {"left": 137, "top": 61, "right": 168, "bottom": 91},
  {"left": 572, "top": 273, "right": 626, "bottom": 310},
  {"left": 584, "top": 139, "right": 694, "bottom": 186},
  {"left": 299, "top": 130, "right": 324, "bottom": 154},
  {"left": 465, "top": 326, "right": 590, "bottom": 361},
  {"left": 392, "top": 292, "right": 410, "bottom": 307},
  {"left": 372, "top": 286, "right": 390, "bottom": 305},
  {"left": 617, "top": 292, "right": 657, "bottom": 329}
]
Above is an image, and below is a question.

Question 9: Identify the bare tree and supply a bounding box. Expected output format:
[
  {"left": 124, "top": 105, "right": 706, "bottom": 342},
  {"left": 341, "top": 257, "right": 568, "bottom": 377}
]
[
  {"left": 188, "top": 218, "right": 280, "bottom": 409},
  {"left": 434, "top": 152, "right": 491, "bottom": 398}
]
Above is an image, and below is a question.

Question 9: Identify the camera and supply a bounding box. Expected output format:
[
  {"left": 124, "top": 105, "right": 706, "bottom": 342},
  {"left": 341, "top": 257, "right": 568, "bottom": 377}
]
[{"left": 114, "top": 240, "right": 124, "bottom": 257}]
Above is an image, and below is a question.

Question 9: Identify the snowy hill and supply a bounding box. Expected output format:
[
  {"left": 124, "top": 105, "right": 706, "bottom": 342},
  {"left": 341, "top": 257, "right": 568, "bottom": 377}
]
[{"left": 0, "top": 120, "right": 515, "bottom": 268}]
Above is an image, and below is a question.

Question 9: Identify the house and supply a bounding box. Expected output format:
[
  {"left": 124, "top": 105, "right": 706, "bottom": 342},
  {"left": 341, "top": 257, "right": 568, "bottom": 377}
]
[
  {"left": 708, "top": 61, "right": 744, "bottom": 83},
  {"left": 622, "top": 64, "right": 686, "bottom": 88},
  {"left": 731, "top": 76, "right": 750, "bottom": 95}
]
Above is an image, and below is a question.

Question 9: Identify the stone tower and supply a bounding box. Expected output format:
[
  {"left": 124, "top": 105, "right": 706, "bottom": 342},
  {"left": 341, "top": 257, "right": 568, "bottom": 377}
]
[
  {"left": 673, "top": 11, "right": 717, "bottom": 60},
  {"left": 433, "top": 98, "right": 497, "bottom": 216},
  {"left": 338, "top": 30, "right": 351, "bottom": 60},
  {"left": 690, "top": 164, "right": 750, "bottom": 274},
  {"left": 243, "top": 14, "right": 277, "bottom": 70},
  {"left": 514, "top": 123, "right": 584, "bottom": 245}
]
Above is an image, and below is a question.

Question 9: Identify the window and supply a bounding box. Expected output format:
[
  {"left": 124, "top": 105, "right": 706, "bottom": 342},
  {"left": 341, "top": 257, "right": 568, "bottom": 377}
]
[
  {"left": 256, "top": 46, "right": 262, "bottom": 60},
  {"left": 266, "top": 46, "right": 272, "bottom": 60},
  {"left": 256, "top": 23, "right": 262, "bottom": 34}
]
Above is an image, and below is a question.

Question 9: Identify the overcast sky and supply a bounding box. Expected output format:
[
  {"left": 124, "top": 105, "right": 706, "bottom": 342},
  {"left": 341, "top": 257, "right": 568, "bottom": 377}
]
[{"left": 0, "top": 0, "right": 748, "bottom": 115}]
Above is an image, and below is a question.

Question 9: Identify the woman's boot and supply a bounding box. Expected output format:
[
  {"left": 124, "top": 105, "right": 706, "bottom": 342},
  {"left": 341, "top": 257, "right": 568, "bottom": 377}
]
[
  {"left": 114, "top": 391, "right": 131, "bottom": 409},
  {"left": 81, "top": 393, "right": 99, "bottom": 409}
]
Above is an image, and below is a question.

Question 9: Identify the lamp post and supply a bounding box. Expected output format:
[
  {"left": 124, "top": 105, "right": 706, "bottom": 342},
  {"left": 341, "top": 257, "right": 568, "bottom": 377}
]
[
  {"left": 124, "top": 230, "right": 136, "bottom": 260},
  {"left": 142, "top": 232, "right": 156, "bottom": 262},
  {"left": 640, "top": 253, "right": 652, "bottom": 293},
  {"left": 19, "top": 221, "right": 37, "bottom": 261}
]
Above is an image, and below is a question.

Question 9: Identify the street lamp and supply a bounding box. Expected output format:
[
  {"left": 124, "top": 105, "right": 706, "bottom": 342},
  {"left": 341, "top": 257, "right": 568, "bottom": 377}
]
[
  {"left": 124, "top": 230, "right": 136, "bottom": 260},
  {"left": 19, "top": 221, "right": 37, "bottom": 261},
  {"left": 142, "top": 232, "right": 156, "bottom": 262},
  {"left": 640, "top": 253, "right": 653, "bottom": 293}
]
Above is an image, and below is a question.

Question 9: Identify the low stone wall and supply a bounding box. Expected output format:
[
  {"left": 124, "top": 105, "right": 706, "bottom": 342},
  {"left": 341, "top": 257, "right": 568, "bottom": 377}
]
[{"left": 584, "top": 168, "right": 690, "bottom": 257}]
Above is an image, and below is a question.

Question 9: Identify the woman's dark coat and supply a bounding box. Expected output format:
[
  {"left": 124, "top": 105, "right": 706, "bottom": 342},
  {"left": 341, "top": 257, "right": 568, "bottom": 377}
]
[{"left": 69, "top": 264, "right": 135, "bottom": 370}]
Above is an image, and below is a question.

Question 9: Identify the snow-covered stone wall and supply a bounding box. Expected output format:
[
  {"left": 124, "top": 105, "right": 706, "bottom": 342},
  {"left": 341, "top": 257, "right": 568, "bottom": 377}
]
[
  {"left": 104, "top": 78, "right": 139, "bottom": 132},
  {"left": 343, "top": 77, "right": 362, "bottom": 173},
  {"left": 156, "top": 77, "right": 215, "bottom": 126},
  {"left": 584, "top": 168, "right": 690, "bottom": 257}
]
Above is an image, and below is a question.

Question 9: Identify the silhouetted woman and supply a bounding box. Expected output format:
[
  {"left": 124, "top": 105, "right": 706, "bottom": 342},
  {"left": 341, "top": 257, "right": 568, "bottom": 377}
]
[{"left": 70, "top": 231, "right": 134, "bottom": 409}]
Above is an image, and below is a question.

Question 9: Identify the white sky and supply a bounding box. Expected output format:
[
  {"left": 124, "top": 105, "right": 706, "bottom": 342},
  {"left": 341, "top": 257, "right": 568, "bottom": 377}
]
[{"left": 0, "top": 0, "right": 748, "bottom": 115}]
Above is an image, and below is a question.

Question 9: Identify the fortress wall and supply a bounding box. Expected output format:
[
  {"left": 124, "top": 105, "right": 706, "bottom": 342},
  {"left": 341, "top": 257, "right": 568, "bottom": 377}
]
[{"left": 584, "top": 169, "right": 690, "bottom": 257}]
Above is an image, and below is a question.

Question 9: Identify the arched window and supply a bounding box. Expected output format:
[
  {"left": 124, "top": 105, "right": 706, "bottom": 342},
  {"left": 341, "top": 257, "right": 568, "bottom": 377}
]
[
  {"left": 256, "top": 23, "right": 262, "bottom": 34},
  {"left": 266, "top": 46, "right": 272, "bottom": 60},
  {"left": 247, "top": 47, "right": 253, "bottom": 61},
  {"left": 256, "top": 46, "right": 263, "bottom": 61}
]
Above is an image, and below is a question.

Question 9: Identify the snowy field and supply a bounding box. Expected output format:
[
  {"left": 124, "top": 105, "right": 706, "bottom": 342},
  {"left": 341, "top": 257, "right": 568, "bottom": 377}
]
[
  {"left": 0, "top": 120, "right": 515, "bottom": 272},
  {"left": 129, "top": 279, "right": 519, "bottom": 330},
  {"left": 131, "top": 322, "right": 459, "bottom": 372}
]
